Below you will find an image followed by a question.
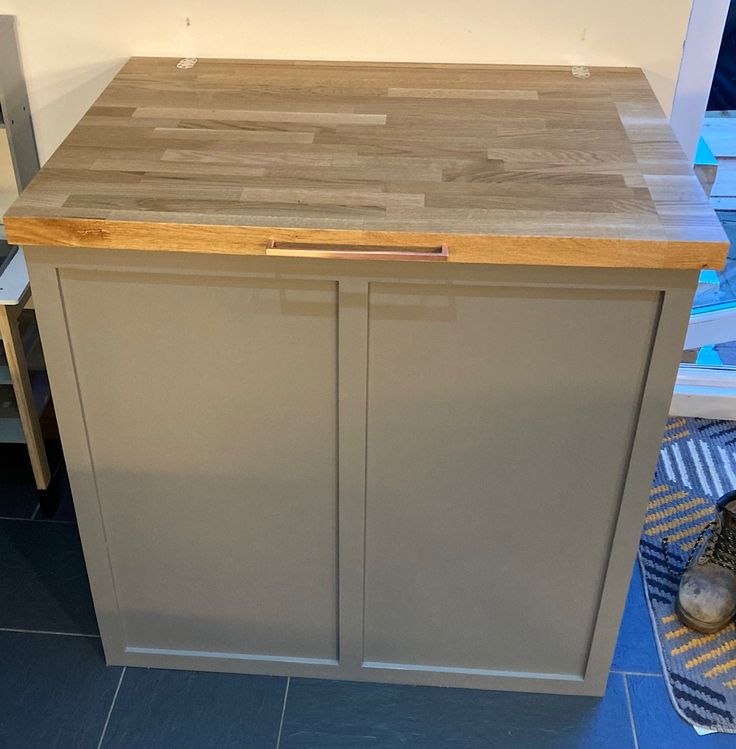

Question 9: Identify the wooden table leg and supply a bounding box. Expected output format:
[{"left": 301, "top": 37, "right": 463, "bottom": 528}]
[{"left": 0, "top": 303, "right": 51, "bottom": 489}]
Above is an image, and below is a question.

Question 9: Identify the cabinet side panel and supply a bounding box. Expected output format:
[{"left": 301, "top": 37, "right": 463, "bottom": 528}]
[
  {"left": 58, "top": 269, "right": 339, "bottom": 662},
  {"left": 364, "top": 282, "right": 660, "bottom": 678}
]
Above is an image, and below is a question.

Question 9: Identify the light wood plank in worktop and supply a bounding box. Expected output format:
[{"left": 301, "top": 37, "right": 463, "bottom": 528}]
[{"left": 5, "top": 58, "right": 727, "bottom": 268}]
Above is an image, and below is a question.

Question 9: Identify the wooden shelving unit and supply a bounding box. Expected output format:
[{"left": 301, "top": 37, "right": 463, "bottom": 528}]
[{"left": 0, "top": 15, "right": 50, "bottom": 490}]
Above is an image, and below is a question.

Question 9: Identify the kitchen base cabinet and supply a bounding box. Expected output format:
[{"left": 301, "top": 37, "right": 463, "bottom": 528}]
[
  {"left": 26, "top": 248, "right": 696, "bottom": 696},
  {"left": 8, "top": 57, "right": 725, "bottom": 698}
]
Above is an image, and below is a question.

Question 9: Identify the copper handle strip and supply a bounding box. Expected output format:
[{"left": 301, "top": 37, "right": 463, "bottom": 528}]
[{"left": 266, "top": 240, "right": 449, "bottom": 262}]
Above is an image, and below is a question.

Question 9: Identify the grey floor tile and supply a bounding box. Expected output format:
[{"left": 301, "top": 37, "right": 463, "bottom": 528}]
[
  {"left": 0, "top": 444, "right": 42, "bottom": 519},
  {"left": 100, "top": 667, "right": 286, "bottom": 748},
  {"left": 0, "top": 518, "right": 98, "bottom": 634},
  {"left": 0, "top": 441, "right": 69, "bottom": 520},
  {"left": 612, "top": 563, "right": 662, "bottom": 674},
  {"left": 0, "top": 631, "right": 121, "bottom": 749},
  {"left": 279, "top": 673, "right": 635, "bottom": 749},
  {"left": 0, "top": 484, "right": 38, "bottom": 519},
  {"left": 40, "top": 462, "right": 76, "bottom": 522},
  {"left": 628, "top": 674, "right": 735, "bottom": 747}
]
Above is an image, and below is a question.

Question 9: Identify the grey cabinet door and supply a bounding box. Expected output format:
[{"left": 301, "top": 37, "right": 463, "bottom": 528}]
[
  {"left": 58, "top": 269, "right": 339, "bottom": 663},
  {"left": 363, "top": 282, "right": 661, "bottom": 679}
]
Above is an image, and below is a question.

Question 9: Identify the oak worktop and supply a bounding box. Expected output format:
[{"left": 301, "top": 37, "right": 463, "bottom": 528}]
[{"left": 4, "top": 57, "right": 728, "bottom": 268}]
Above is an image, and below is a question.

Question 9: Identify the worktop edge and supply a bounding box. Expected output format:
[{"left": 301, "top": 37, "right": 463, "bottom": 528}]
[{"left": 4, "top": 215, "right": 728, "bottom": 270}]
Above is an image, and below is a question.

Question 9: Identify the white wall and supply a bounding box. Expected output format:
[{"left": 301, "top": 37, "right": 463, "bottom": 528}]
[{"left": 0, "top": 0, "right": 695, "bottom": 163}]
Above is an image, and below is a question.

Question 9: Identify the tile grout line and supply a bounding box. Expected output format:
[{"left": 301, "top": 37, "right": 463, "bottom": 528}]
[
  {"left": 623, "top": 674, "right": 640, "bottom": 749},
  {"left": 275, "top": 676, "right": 290, "bottom": 749},
  {"left": 0, "top": 515, "right": 76, "bottom": 523},
  {"left": 0, "top": 626, "right": 100, "bottom": 638},
  {"left": 96, "top": 666, "right": 125, "bottom": 749}
]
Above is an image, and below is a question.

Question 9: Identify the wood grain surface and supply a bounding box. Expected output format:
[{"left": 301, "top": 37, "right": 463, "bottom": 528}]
[{"left": 4, "top": 58, "right": 728, "bottom": 268}]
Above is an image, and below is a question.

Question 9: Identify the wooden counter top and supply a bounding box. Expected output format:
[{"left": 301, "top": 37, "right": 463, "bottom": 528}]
[{"left": 4, "top": 58, "right": 728, "bottom": 269}]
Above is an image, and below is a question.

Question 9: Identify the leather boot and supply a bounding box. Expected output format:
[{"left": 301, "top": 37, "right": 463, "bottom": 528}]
[{"left": 676, "top": 491, "right": 736, "bottom": 634}]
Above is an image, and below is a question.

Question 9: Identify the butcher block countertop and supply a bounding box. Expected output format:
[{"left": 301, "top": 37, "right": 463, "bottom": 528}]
[{"left": 4, "top": 57, "right": 729, "bottom": 269}]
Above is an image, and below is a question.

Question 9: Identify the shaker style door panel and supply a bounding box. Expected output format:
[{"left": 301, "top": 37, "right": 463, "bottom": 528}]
[
  {"left": 59, "top": 269, "right": 339, "bottom": 663},
  {"left": 363, "top": 282, "right": 661, "bottom": 678}
]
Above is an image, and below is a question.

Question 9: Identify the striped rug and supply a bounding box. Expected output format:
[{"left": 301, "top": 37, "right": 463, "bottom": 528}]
[{"left": 640, "top": 417, "right": 736, "bottom": 732}]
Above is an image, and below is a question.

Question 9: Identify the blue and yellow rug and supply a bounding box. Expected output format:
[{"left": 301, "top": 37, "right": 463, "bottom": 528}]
[{"left": 640, "top": 417, "right": 736, "bottom": 732}]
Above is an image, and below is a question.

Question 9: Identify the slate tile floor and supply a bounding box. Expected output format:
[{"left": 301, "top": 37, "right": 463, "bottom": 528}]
[{"left": 0, "top": 443, "right": 730, "bottom": 748}]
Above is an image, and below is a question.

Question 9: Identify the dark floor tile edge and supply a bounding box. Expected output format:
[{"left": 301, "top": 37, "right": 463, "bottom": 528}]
[
  {"left": 622, "top": 674, "right": 641, "bottom": 749},
  {"left": 275, "top": 677, "right": 291, "bottom": 749},
  {"left": 0, "top": 627, "right": 100, "bottom": 638},
  {"left": 0, "top": 516, "right": 77, "bottom": 523},
  {"left": 96, "top": 667, "right": 126, "bottom": 749}
]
